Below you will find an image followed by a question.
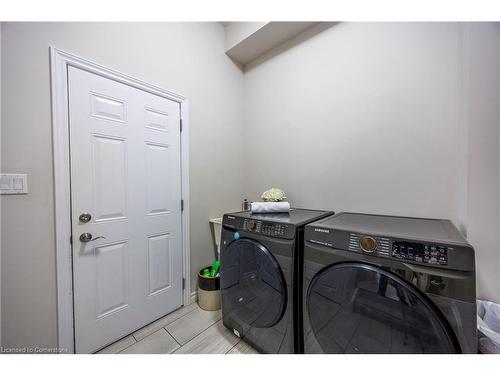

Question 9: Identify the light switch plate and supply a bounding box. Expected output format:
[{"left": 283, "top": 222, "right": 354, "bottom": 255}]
[{"left": 0, "top": 174, "right": 28, "bottom": 194}]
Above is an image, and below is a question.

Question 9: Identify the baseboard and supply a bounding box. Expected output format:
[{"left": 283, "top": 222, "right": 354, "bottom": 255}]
[{"left": 190, "top": 290, "right": 198, "bottom": 304}]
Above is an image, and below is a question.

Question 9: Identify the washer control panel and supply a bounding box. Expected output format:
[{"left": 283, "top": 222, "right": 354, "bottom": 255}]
[
  {"left": 241, "top": 219, "right": 291, "bottom": 238},
  {"left": 242, "top": 219, "right": 262, "bottom": 232},
  {"left": 261, "top": 222, "right": 287, "bottom": 237},
  {"left": 392, "top": 241, "right": 448, "bottom": 265}
]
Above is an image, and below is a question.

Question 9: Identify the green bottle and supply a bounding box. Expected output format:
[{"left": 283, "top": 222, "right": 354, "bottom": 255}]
[{"left": 210, "top": 260, "right": 220, "bottom": 277}]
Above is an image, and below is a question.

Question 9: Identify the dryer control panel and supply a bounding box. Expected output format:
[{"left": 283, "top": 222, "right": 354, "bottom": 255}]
[
  {"left": 392, "top": 241, "right": 448, "bottom": 265},
  {"left": 348, "top": 233, "right": 390, "bottom": 256},
  {"left": 348, "top": 234, "right": 449, "bottom": 265},
  {"left": 304, "top": 212, "right": 475, "bottom": 271},
  {"left": 308, "top": 229, "right": 455, "bottom": 268},
  {"left": 347, "top": 233, "right": 449, "bottom": 265}
]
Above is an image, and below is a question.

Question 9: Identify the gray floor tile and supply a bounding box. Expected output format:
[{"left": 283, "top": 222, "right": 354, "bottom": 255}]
[
  {"left": 227, "top": 339, "right": 259, "bottom": 354},
  {"left": 166, "top": 307, "right": 221, "bottom": 345},
  {"left": 173, "top": 321, "right": 239, "bottom": 354},
  {"left": 120, "top": 329, "right": 179, "bottom": 354},
  {"left": 96, "top": 335, "right": 136, "bottom": 354},
  {"left": 133, "top": 303, "right": 198, "bottom": 341}
]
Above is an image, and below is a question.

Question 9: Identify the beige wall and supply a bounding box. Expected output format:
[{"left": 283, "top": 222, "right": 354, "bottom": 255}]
[
  {"left": 0, "top": 22, "right": 245, "bottom": 349},
  {"left": 242, "top": 22, "right": 500, "bottom": 303}
]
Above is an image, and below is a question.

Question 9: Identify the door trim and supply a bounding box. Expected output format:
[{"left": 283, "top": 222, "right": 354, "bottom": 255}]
[{"left": 50, "top": 47, "right": 191, "bottom": 353}]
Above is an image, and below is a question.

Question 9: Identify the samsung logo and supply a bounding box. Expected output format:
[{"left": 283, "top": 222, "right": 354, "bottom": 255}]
[{"left": 314, "top": 228, "right": 330, "bottom": 233}]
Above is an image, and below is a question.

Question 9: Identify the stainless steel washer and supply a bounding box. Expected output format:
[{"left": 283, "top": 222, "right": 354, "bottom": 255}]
[{"left": 220, "top": 208, "right": 334, "bottom": 353}]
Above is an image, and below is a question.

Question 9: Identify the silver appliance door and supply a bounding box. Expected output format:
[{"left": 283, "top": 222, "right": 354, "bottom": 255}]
[
  {"left": 306, "top": 262, "right": 460, "bottom": 353},
  {"left": 221, "top": 238, "right": 287, "bottom": 328}
]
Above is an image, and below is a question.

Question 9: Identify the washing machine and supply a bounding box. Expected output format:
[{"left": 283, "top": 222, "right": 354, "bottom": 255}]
[
  {"left": 302, "top": 212, "right": 476, "bottom": 354},
  {"left": 220, "top": 208, "right": 334, "bottom": 353}
]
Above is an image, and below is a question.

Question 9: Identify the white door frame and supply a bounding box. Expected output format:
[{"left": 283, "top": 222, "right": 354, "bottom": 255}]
[{"left": 50, "top": 47, "right": 191, "bottom": 353}]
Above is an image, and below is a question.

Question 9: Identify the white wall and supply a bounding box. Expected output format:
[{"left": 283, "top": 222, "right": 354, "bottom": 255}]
[
  {"left": 463, "top": 23, "right": 500, "bottom": 304},
  {"left": 225, "top": 22, "right": 268, "bottom": 50},
  {"left": 0, "top": 22, "right": 245, "bottom": 350},
  {"left": 0, "top": 21, "right": 3, "bottom": 347},
  {"left": 244, "top": 23, "right": 461, "bottom": 219},
  {"left": 243, "top": 22, "right": 500, "bottom": 303}
]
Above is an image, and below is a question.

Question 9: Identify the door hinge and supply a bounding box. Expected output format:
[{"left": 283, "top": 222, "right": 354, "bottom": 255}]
[
  {"left": 182, "top": 277, "right": 185, "bottom": 290},
  {"left": 70, "top": 235, "right": 73, "bottom": 245},
  {"left": 181, "top": 199, "right": 184, "bottom": 212},
  {"left": 180, "top": 119, "right": 183, "bottom": 133}
]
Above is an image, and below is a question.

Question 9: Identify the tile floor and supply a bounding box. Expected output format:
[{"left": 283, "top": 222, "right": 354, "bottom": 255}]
[{"left": 96, "top": 303, "right": 259, "bottom": 354}]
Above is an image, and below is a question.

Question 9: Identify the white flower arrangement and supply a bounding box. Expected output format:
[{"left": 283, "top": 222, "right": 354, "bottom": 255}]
[{"left": 261, "top": 188, "right": 287, "bottom": 202}]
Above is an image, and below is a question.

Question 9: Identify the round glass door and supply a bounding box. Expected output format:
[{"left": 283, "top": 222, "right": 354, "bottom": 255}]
[
  {"left": 221, "top": 238, "right": 287, "bottom": 328},
  {"left": 307, "top": 262, "right": 459, "bottom": 353}
]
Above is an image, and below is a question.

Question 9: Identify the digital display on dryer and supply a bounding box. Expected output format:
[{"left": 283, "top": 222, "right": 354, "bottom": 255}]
[{"left": 392, "top": 241, "right": 448, "bottom": 265}]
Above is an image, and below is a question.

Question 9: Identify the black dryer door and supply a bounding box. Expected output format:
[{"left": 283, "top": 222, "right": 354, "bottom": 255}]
[
  {"left": 221, "top": 238, "right": 287, "bottom": 328},
  {"left": 306, "top": 262, "right": 459, "bottom": 353}
]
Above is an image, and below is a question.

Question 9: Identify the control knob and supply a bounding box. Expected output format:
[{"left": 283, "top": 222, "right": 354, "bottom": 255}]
[
  {"left": 360, "top": 236, "right": 377, "bottom": 253},
  {"left": 247, "top": 220, "right": 256, "bottom": 230}
]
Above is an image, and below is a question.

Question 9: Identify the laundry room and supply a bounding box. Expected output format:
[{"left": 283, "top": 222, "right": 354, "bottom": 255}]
[{"left": 1, "top": 0, "right": 500, "bottom": 372}]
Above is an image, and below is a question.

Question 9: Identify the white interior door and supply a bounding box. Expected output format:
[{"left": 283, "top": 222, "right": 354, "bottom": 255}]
[{"left": 68, "top": 66, "right": 183, "bottom": 353}]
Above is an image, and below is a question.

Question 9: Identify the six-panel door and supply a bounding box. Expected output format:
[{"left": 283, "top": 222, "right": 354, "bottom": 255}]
[{"left": 68, "top": 66, "right": 183, "bottom": 353}]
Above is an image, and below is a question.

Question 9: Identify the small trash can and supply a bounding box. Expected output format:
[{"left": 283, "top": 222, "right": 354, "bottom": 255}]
[{"left": 197, "top": 266, "right": 221, "bottom": 311}]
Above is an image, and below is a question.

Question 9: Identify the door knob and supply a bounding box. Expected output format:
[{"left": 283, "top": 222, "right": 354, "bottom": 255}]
[{"left": 79, "top": 233, "right": 106, "bottom": 243}]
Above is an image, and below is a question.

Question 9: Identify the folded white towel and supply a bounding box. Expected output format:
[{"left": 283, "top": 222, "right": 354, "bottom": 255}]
[{"left": 250, "top": 201, "right": 290, "bottom": 213}]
